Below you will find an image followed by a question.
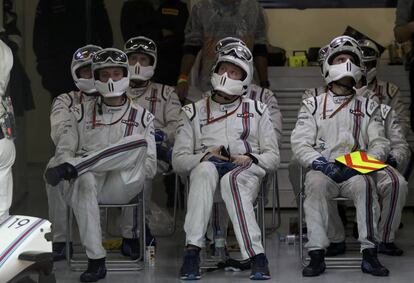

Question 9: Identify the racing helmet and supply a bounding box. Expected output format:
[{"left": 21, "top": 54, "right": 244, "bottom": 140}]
[
  {"left": 322, "top": 35, "right": 364, "bottom": 86},
  {"left": 358, "top": 39, "right": 380, "bottom": 84},
  {"left": 71, "top": 45, "right": 102, "bottom": 93},
  {"left": 211, "top": 42, "right": 253, "bottom": 96},
  {"left": 124, "top": 36, "right": 157, "bottom": 81},
  {"left": 92, "top": 48, "right": 130, "bottom": 98}
]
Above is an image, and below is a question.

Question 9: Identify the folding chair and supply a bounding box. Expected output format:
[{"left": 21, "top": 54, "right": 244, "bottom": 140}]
[
  {"left": 65, "top": 191, "right": 146, "bottom": 271},
  {"left": 298, "top": 168, "right": 361, "bottom": 268}
]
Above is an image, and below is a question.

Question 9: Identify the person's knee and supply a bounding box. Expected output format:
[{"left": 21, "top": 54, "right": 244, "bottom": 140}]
[{"left": 191, "top": 162, "right": 217, "bottom": 179}]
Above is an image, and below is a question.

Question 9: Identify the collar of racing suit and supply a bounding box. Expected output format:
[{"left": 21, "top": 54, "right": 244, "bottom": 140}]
[
  {"left": 129, "top": 80, "right": 151, "bottom": 97},
  {"left": 210, "top": 95, "right": 242, "bottom": 112}
]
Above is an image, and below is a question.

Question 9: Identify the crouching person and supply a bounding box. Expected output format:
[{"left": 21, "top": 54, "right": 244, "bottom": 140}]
[
  {"left": 45, "top": 48, "right": 156, "bottom": 282},
  {"left": 172, "top": 43, "right": 279, "bottom": 280}
]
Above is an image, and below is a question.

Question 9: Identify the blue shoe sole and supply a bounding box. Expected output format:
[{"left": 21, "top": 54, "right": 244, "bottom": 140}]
[
  {"left": 249, "top": 272, "right": 271, "bottom": 280},
  {"left": 180, "top": 274, "right": 201, "bottom": 280}
]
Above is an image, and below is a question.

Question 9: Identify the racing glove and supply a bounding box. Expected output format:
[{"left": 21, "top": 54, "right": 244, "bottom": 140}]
[
  {"left": 206, "top": 154, "right": 238, "bottom": 178},
  {"left": 156, "top": 145, "right": 173, "bottom": 164},
  {"left": 340, "top": 166, "right": 359, "bottom": 182},
  {"left": 154, "top": 129, "right": 167, "bottom": 143},
  {"left": 386, "top": 155, "right": 397, "bottom": 168},
  {"left": 311, "top": 156, "right": 343, "bottom": 183}
]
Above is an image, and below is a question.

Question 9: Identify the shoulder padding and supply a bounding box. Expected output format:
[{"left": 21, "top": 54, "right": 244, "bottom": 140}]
[
  {"left": 302, "top": 96, "right": 318, "bottom": 115},
  {"left": 141, "top": 108, "right": 155, "bottom": 128},
  {"left": 182, "top": 102, "right": 196, "bottom": 121},
  {"left": 386, "top": 82, "right": 399, "bottom": 100},
  {"left": 364, "top": 97, "right": 379, "bottom": 117},
  {"left": 254, "top": 100, "right": 267, "bottom": 115},
  {"left": 70, "top": 103, "right": 84, "bottom": 123},
  {"left": 380, "top": 104, "right": 392, "bottom": 120}
]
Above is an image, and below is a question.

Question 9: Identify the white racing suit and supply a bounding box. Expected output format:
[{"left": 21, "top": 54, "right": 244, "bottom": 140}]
[
  {"left": 0, "top": 40, "right": 15, "bottom": 224},
  {"left": 291, "top": 91, "right": 390, "bottom": 252},
  {"left": 210, "top": 84, "right": 283, "bottom": 240},
  {"left": 46, "top": 91, "right": 97, "bottom": 242},
  {"left": 127, "top": 81, "right": 181, "bottom": 171},
  {"left": 57, "top": 97, "right": 156, "bottom": 259},
  {"left": 289, "top": 86, "right": 327, "bottom": 204},
  {"left": 368, "top": 79, "right": 410, "bottom": 136},
  {"left": 172, "top": 96, "right": 279, "bottom": 259},
  {"left": 127, "top": 82, "right": 181, "bottom": 224}
]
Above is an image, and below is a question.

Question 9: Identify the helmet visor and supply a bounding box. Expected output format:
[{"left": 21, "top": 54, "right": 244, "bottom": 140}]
[
  {"left": 218, "top": 43, "right": 253, "bottom": 62},
  {"left": 215, "top": 37, "right": 246, "bottom": 53},
  {"left": 124, "top": 37, "right": 157, "bottom": 54},
  {"left": 93, "top": 50, "right": 128, "bottom": 65},
  {"left": 73, "top": 46, "right": 102, "bottom": 61}
]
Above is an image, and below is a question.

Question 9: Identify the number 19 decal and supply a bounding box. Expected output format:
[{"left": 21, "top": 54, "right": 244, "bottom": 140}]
[{"left": 8, "top": 218, "right": 30, "bottom": 229}]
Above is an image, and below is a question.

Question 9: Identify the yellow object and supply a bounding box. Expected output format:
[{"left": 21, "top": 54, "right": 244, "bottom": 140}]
[
  {"left": 288, "top": 51, "right": 308, "bottom": 67},
  {"left": 335, "top": 151, "right": 387, "bottom": 174},
  {"left": 102, "top": 238, "right": 123, "bottom": 250}
]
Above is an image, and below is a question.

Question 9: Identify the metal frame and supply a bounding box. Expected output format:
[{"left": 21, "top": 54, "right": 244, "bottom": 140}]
[
  {"left": 266, "top": 171, "right": 281, "bottom": 234},
  {"left": 65, "top": 192, "right": 146, "bottom": 271},
  {"left": 298, "top": 168, "right": 361, "bottom": 268}
]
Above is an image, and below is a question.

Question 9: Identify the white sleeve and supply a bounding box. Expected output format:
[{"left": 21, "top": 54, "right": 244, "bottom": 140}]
[
  {"left": 53, "top": 105, "right": 79, "bottom": 163},
  {"left": 389, "top": 87, "right": 410, "bottom": 137},
  {"left": 172, "top": 111, "right": 206, "bottom": 175},
  {"left": 290, "top": 104, "right": 321, "bottom": 167},
  {"left": 50, "top": 93, "right": 73, "bottom": 146},
  {"left": 161, "top": 88, "right": 181, "bottom": 146},
  {"left": 144, "top": 119, "right": 157, "bottom": 179},
  {"left": 263, "top": 90, "right": 283, "bottom": 146},
  {"left": 386, "top": 109, "right": 411, "bottom": 172},
  {"left": 249, "top": 108, "right": 280, "bottom": 172},
  {"left": 366, "top": 108, "right": 390, "bottom": 162}
]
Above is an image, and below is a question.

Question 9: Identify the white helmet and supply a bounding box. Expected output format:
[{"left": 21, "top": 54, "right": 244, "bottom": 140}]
[
  {"left": 215, "top": 37, "right": 247, "bottom": 53},
  {"left": 322, "top": 36, "right": 364, "bottom": 86},
  {"left": 211, "top": 42, "right": 253, "bottom": 96},
  {"left": 124, "top": 36, "right": 157, "bottom": 81},
  {"left": 71, "top": 45, "right": 102, "bottom": 93},
  {"left": 92, "top": 48, "right": 130, "bottom": 98},
  {"left": 358, "top": 39, "right": 380, "bottom": 84}
]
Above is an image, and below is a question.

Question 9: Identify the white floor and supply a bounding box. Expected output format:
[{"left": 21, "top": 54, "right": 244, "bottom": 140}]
[{"left": 10, "top": 163, "right": 414, "bottom": 282}]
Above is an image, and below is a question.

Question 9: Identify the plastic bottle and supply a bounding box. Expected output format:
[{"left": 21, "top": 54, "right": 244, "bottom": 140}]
[{"left": 214, "top": 230, "right": 227, "bottom": 260}]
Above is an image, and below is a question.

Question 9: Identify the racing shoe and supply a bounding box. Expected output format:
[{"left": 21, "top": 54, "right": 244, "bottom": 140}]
[
  {"left": 302, "top": 249, "right": 326, "bottom": 277},
  {"left": 45, "top": 162, "right": 78, "bottom": 186},
  {"left": 121, "top": 238, "right": 140, "bottom": 260},
  {"left": 326, "top": 241, "right": 346, "bottom": 257},
  {"left": 378, "top": 242, "right": 403, "bottom": 256},
  {"left": 80, "top": 257, "right": 107, "bottom": 282},
  {"left": 250, "top": 253, "right": 271, "bottom": 280},
  {"left": 52, "top": 242, "right": 73, "bottom": 261},
  {"left": 180, "top": 248, "right": 201, "bottom": 280},
  {"left": 361, "top": 248, "right": 389, "bottom": 276}
]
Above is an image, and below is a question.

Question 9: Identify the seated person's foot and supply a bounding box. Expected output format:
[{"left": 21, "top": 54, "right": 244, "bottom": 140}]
[
  {"left": 80, "top": 257, "right": 106, "bottom": 282},
  {"left": 52, "top": 242, "right": 73, "bottom": 261},
  {"left": 302, "top": 249, "right": 326, "bottom": 277},
  {"left": 180, "top": 247, "right": 201, "bottom": 280},
  {"left": 250, "top": 253, "right": 271, "bottom": 280},
  {"left": 45, "top": 162, "right": 78, "bottom": 186},
  {"left": 121, "top": 238, "right": 140, "bottom": 260},
  {"left": 361, "top": 248, "right": 389, "bottom": 276},
  {"left": 378, "top": 242, "right": 403, "bottom": 256},
  {"left": 326, "top": 241, "right": 346, "bottom": 257},
  {"left": 146, "top": 224, "right": 156, "bottom": 247}
]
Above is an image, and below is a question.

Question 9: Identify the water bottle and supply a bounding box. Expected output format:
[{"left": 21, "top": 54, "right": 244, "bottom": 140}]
[{"left": 214, "top": 230, "right": 227, "bottom": 260}]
